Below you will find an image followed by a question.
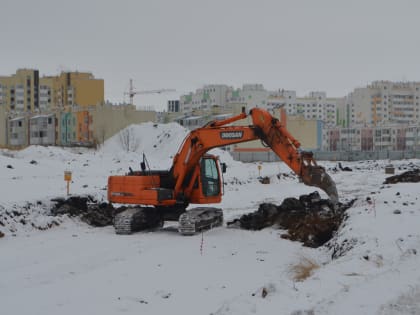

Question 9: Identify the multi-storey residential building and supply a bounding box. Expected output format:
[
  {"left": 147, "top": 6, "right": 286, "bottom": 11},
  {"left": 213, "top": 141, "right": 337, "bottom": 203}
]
[
  {"left": 167, "top": 100, "right": 180, "bottom": 113},
  {"left": 180, "top": 84, "right": 230, "bottom": 113},
  {"left": 51, "top": 71, "right": 104, "bottom": 109},
  {"left": 0, "top": 106, "right": 7, "bottom": 147},
  {"left": 266, "top": 90, "right": 296, "bottom": 112},
  {"left": 323, "top": 124, "right": 420, "bottom": 152},
  {"left": 294, "top": 92, "right": 338, "bottom": 127},
  {"left": 178, "top": 84, "right": 338, "bottom": 128},
  {"left": 227, "top": 84, "right": 269, "bottom": 110},
  {"left": 342, "top": 81, "right": 420, "bottom": 127},
  {"left": 0, "top": 69, "right": 104, "bottom": 113},
  {"left": 0, "top": 69, "right": 40, "bottom": 112}
]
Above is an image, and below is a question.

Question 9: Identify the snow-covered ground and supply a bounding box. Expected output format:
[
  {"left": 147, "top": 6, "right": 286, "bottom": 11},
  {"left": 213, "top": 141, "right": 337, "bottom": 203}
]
[{"left": 1, "top": 123, "right": 420, "bottom": 315}]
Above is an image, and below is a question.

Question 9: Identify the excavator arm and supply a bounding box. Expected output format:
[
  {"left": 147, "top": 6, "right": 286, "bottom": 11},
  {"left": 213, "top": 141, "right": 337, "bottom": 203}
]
[{"left": 171, "top": 107, "right": 338, "bottom": 204}]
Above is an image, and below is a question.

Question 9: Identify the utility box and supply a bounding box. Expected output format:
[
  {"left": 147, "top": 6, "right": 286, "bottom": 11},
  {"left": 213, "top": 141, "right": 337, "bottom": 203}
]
[{"left": 385, "top": 164, "right": 395, "bottom": 174}]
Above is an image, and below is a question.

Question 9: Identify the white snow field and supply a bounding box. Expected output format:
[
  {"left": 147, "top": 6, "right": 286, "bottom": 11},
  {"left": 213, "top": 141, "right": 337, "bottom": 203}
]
[{"left": 1, "top": 122, "right": 420, "bottom": 315}]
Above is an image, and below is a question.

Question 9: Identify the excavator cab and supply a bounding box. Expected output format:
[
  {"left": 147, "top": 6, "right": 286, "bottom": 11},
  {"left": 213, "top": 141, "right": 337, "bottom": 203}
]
[
  {"left": 200, "top": 157, "right": 221, "bottom": 197},
  {"left": 188, "top": 155, "right": 223, "bottom": 204}
]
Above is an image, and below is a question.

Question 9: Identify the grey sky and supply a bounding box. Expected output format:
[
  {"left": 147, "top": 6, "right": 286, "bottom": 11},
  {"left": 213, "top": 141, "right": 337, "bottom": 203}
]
[{"left": 1, "top": 0, "right": 420, "bottom": 110}]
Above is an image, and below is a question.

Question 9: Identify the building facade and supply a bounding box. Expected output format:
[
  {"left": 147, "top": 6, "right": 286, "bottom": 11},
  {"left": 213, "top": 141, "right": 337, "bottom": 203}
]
[
  {"left": 180, "top": 84, "right": 231, "bottom": 113},
  {"left": 0, "top": 69, "right": 40, "bottom": 112},
  {"left": 0, "top": 69, "right": 104, "bottom": 113},
  {"left": 323, "top": 124, "right": 420, "bottom": 152},
  {"left": 9, "top": 116, "right": 28, "bottom": 147},
  {"left": 29, "top": 114, "right": 56, "bottom": 145},
  {"left": 178, "top": 84, "right": 339, "bottom": 129},
  {"left": 90, "top": 103, "right": 157, "bottom": 145},
  {"left": 342, "top": 81, "right": 420, "bottom": 127}
]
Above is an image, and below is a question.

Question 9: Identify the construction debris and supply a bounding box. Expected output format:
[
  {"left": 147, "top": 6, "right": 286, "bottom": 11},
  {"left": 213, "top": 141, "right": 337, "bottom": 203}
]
[
  {"left": 383, "top": 169, "right": 420, "bottom": 184},
  {"left": 227, "top": 192, "right": 356, "bottom": 248},
  {"left": 338, "top": 162, "right": 352, "bottom": 172}
]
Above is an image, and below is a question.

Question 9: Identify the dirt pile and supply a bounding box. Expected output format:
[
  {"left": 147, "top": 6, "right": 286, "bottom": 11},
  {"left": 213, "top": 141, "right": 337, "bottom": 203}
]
[
  {"left": 51, "top": 196, "right": 120, "bottom": 227},
  {"left": 383, "top": 168, "right": 420, "bottom": 184},
  {"left": 0, "top": 201, "right": 62, "bottom": 236},
  {"left": 227, "top": 192, "right": 356, "bottom": 248}
]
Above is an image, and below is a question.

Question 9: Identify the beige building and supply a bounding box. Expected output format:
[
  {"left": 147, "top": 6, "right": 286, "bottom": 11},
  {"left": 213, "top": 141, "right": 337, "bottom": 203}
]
[
  {"left": 0, "top": 69, "right": 104, "bottom": 113},
  {"left": 286, "top": 116, "right": 321, "bottom": 150},
  {"left": 90, "top": 103, "right": 157, "bottom": 144},
  {"left": 0, "top": 69, "right": 41, "bottom": 112},
  {"left": 230, "top": 108, "right": 321, "bottom": 152},
  {"left": 0, "top": 106, "right": 7, "bottom": 147}
]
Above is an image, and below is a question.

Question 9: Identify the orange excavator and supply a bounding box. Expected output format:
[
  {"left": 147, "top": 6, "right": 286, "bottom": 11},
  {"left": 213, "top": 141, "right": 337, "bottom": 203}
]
[{"left": 108, "top": 107, "right": 338, "bottom": 235}]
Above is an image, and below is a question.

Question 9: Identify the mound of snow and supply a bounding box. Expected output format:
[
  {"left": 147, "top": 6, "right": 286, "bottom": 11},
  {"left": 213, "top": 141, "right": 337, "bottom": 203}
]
[{"left": 101, "top": 122, "right": 240, "bottom": 170}]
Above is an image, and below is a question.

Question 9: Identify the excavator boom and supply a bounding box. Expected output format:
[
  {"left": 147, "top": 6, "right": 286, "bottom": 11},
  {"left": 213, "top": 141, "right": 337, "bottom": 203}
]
[{"left": 170, "top": 107, "right": 338, "bottom": 204}]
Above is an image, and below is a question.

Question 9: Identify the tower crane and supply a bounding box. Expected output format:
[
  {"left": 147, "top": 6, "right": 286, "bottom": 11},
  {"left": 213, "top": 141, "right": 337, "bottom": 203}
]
[{"left": 125, "top": 79, "right": 175, "bottom": 105}]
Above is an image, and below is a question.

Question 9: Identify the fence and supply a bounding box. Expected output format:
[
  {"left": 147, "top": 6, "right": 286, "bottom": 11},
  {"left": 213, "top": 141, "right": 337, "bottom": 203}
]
[{"left": 231, "top": 150, "right": 420, "bottom": 162}]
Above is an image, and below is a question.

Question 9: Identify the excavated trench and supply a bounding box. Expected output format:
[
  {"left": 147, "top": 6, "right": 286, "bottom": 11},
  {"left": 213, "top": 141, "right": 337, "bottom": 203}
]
[
  {"left": 2, "top": 192, "right": 354, "bottom": 248},
  {"left": 384, "top": 168, "right": 420, "bottom": 184},
  {"left": 48, "top": 192, "right": 355, "bottom": 248},
  {"left": 227, "top": 191, "right": 356, "bottom": 248}
]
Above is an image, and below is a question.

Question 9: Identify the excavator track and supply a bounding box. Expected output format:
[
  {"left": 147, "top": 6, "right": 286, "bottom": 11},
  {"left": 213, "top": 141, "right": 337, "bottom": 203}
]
[
  {"left": 114, "top": 207, "right": 163, "bottom": 235},
  {"left": 178, "top": 207, "right": 223, "bottom": 235}
]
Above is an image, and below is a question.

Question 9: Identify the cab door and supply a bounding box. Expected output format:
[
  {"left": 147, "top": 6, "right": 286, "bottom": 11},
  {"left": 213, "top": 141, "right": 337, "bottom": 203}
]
[
  {"left": 200, "top": 157, "right": 221, "bottom": 197},
  {"left": 188, "top": 156, "right": 222, "bottom": 204}
]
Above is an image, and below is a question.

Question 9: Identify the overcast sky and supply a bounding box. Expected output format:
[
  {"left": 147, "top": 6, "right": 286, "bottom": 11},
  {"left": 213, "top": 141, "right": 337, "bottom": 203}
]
[{"left": 1, "top": 0, "right": 420, "bottom": 110}]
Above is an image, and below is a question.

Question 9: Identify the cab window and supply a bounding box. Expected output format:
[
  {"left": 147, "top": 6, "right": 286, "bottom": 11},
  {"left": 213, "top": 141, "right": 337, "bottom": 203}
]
[{"left": 201, "top": 158, "right": 220, "bottom": 196}]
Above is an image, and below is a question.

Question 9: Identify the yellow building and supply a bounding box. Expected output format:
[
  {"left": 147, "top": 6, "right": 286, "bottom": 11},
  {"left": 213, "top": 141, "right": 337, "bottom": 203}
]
[
  {"left": 0, "top": 106, "right": 7, "bottom": 147},
  {"left": 50, "top": 72, "right": 104, "bottom": 109},
  {"left": 231, "top": 108, "right": 321, "bottom": 153},
  {"left": 0, "top": 69, "right": 41, "bottom": 112},
  {"left": 0, "top": 69, "right": 104, "bottom": 113}
]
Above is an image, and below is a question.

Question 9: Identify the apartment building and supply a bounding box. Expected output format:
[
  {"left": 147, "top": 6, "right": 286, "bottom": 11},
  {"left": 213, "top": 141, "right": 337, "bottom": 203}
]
[
  {"left": 323, "top": 124, "right": 420, "bottom": 152},
  {"left": 167, "top": 100, "right": 180, "bottom": 113},
  {"left": 178, "top": 84, "right": 338, "bottom": 129},
  {"left": 266, "top": 90, "right": 338, "bottom": 127},
  {"left": 0, "top": 69, "right": 40, "bottom": 112},
  {"left": 0, "top": 107, "right": 7, "bottom": 147},
  {"left": 343, "top": 81, "right": 420, "bottom": 127},
  {"left": 51, "top": 72, "right": 104, "bottom": 109},
  {"left": 0, "top": 69, "right": 104, "bottom": 113},
  {"left": 227, "top": 84, "right": 269, "bottom": 110},
  {"left": 180, "top": 84, "right": 230, "bottom": 113}
]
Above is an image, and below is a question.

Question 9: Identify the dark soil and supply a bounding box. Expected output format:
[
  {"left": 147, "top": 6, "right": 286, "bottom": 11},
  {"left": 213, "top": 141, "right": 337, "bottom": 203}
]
[
  {"left": 227, "top": 191, "right": 356, "bottom": 248},
  {"left": 383, "top": 168, "right": 420, "bottom": 184},
  {"left": 50, "top": 195, "right": 123, "bottom": 227}
]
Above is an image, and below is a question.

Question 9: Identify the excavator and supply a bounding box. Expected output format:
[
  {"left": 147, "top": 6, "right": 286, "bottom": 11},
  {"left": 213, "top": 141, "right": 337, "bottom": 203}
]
[{"left": 108, "top": 107, "right": 338, "bottom": 235}]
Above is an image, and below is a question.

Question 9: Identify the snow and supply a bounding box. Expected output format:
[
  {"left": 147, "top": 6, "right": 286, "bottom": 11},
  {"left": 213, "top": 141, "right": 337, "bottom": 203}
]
[{"left": 1, "top": 123, "right": 420, "bottom": 315}]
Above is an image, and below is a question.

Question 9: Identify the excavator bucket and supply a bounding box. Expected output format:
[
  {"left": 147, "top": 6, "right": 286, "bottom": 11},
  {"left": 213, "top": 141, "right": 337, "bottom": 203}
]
[
  {"left": 304, "top": 166, "right": 338, "bottom": 205},
  {"left": 299, "top": 152, "right": 339, "bottom": 206}
]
